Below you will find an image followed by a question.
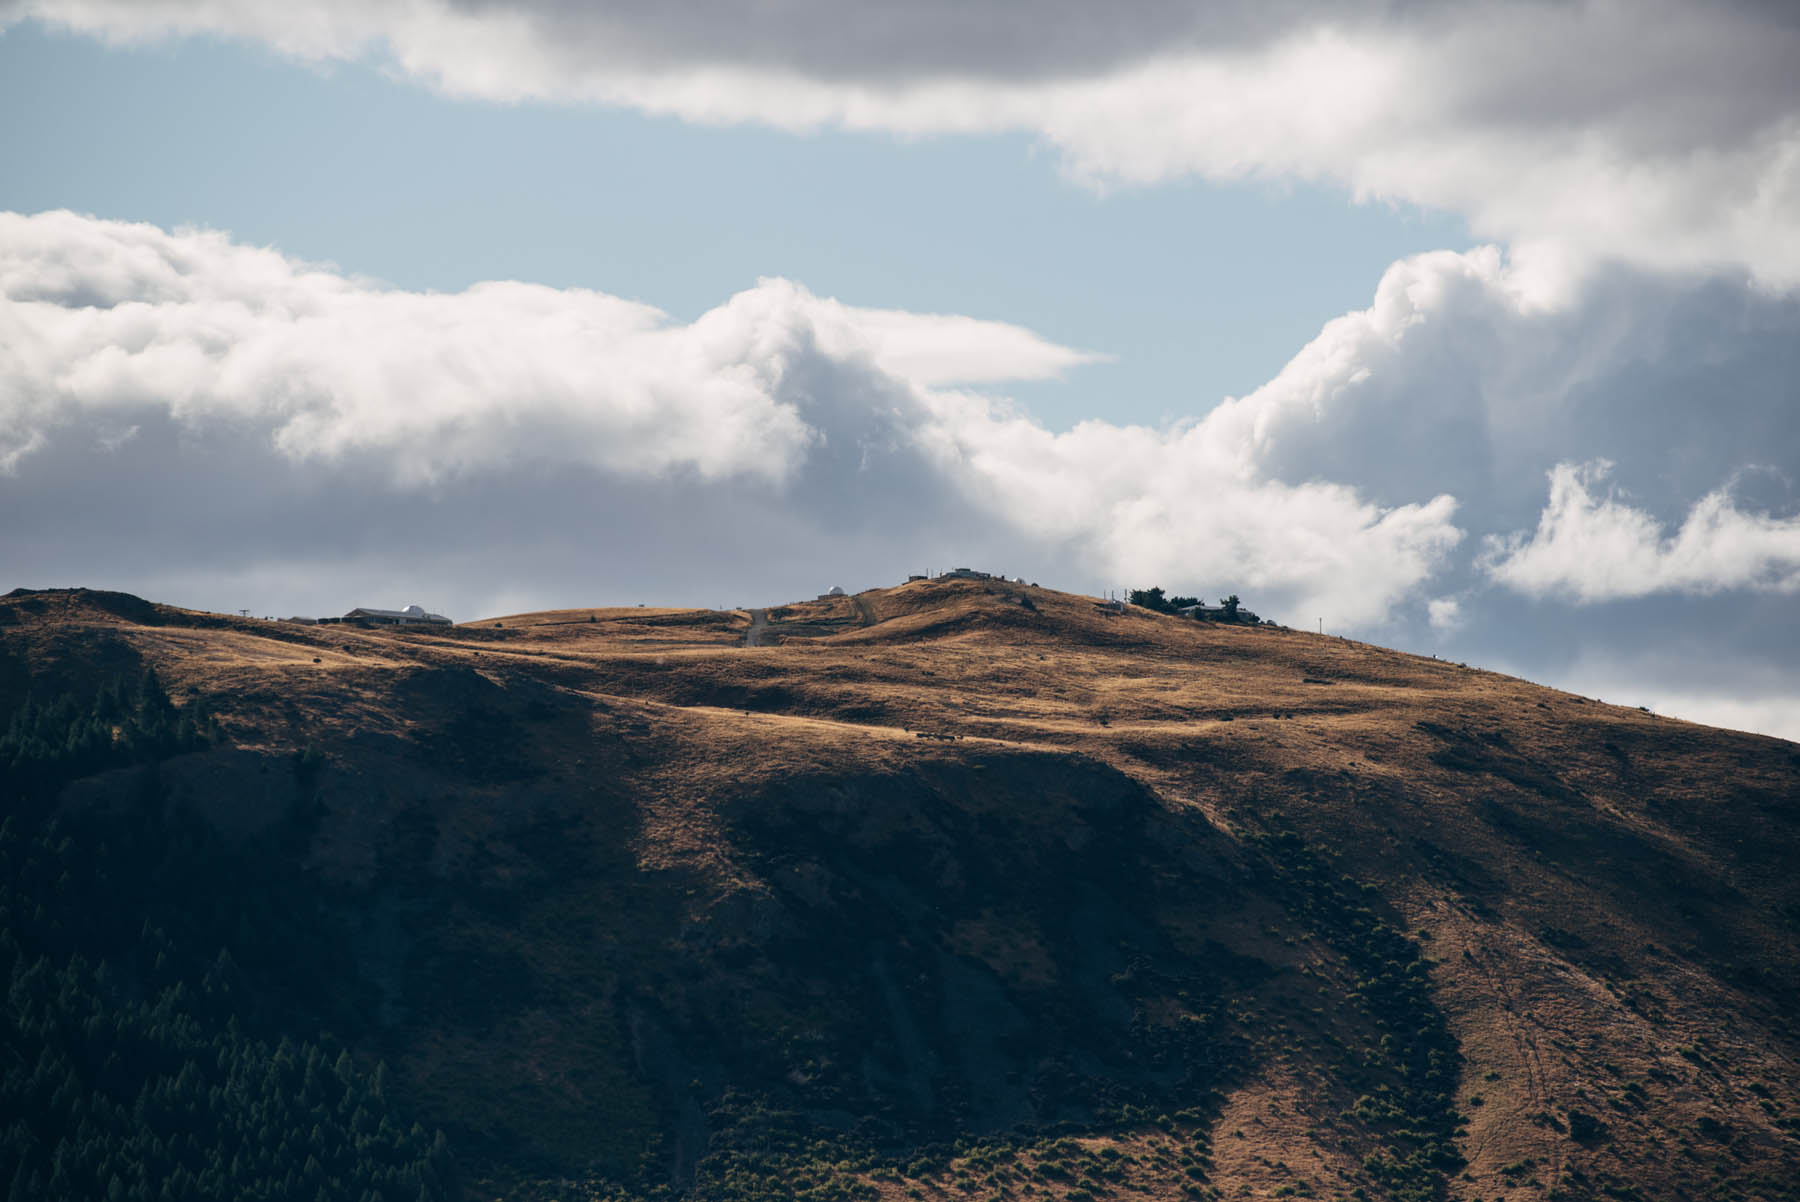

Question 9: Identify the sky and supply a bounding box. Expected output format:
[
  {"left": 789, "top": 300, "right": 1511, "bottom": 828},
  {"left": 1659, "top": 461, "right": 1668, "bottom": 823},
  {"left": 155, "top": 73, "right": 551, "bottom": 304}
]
[{"left": 1, "top": 0, "right": 1798, "bottom": 740}]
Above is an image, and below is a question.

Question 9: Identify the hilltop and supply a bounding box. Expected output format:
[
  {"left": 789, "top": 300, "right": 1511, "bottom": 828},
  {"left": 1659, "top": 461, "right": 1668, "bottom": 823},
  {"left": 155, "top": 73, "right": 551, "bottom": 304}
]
[{"left": 1, "top": 579, "right": 1796, "bottom": 1202}]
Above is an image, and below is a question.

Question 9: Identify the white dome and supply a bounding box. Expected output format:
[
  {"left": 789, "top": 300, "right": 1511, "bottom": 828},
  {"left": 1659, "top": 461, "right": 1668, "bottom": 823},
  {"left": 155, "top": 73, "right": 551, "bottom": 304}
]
[{"left": 827, "top": 585, "right": 846, "bottom": 596}]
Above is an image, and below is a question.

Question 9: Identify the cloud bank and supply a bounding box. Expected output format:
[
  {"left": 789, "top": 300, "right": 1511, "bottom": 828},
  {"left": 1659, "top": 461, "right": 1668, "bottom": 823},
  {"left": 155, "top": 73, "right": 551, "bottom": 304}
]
[
  {"left": 0, "top": 210, "right": 1464, "bottom": 628},
  {"left": 7, "top": 0, "right": 1799, "bottom": 290}
]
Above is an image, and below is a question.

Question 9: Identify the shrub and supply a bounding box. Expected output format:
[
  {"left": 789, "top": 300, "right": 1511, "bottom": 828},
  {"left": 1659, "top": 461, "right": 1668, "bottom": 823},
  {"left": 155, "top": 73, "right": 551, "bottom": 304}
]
[{"left": 1567, "top": 1109, "right": 1606, "bottom": 1142}]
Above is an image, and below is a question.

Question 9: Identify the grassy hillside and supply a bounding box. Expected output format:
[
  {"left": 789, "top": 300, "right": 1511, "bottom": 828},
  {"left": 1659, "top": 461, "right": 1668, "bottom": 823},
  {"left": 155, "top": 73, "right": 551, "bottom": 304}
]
[{"left": 1, "top": 581, "right": 1796, "bottom": 1202}]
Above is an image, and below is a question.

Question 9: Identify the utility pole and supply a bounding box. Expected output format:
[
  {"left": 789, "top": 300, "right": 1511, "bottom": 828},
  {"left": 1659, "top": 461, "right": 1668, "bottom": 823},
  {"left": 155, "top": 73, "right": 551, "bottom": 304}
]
[{"left": 1318, "top": 618, "right": 1323, "bottom": 635}]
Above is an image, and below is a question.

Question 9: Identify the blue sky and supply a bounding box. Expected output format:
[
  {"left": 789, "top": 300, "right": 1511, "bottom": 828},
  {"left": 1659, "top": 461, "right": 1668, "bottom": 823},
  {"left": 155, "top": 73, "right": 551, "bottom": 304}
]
[
  {"left": 1, "top": 0, "right": 1798, "bottom": 740},
  {"left": 0, "top": 23, "right": 1469, "bottom": 431}
]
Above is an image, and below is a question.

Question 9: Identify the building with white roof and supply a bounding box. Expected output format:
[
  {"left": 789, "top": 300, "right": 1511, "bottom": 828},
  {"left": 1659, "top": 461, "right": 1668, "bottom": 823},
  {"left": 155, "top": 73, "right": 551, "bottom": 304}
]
[{"left": 343, "top": 604, "right": 452, "bottom": 626}]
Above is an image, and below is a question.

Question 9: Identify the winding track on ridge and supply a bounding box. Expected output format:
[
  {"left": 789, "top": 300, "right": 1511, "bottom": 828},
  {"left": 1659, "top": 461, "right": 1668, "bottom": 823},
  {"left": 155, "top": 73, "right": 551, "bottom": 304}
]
[{"left": 743, "top": 596, "right": 874, "bottom": 648}]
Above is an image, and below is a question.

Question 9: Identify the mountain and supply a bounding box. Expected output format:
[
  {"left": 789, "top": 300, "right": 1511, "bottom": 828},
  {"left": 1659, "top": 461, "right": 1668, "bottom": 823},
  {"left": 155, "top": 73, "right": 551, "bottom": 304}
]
[{"left": 1, "top": 579, "right": 1796, "bottom": 1202}]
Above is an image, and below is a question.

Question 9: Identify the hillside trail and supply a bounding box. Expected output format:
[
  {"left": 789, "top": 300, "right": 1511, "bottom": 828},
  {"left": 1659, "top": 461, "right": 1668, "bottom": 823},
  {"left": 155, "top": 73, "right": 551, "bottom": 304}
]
[{"left": 742, "top": 597, "right": 872, "bottom": 648}]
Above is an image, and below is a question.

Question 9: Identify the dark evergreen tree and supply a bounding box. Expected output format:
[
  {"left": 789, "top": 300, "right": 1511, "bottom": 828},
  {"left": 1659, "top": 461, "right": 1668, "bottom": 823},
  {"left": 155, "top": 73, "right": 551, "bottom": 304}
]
[
  {"left": 0, "top": 673, "right": 455, "bottom": 1202},
  {"left": 1127, "top": 587, "right": 1174, "bottom": 613}
]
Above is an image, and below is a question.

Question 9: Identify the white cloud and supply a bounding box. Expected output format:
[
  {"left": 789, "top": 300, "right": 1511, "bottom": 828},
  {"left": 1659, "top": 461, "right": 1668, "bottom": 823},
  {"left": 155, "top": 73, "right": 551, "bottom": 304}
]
[
  {"left": 1427, "top": 597, "right": 1463, "bottom": 632},
  {"left": 0, "top": 212, "right": 815, "bottom": 483},
  {"left": 8, "top": 1, "right": 1799, "bottom": 289},
  {"left": 818, "top": 305, "right": 1108, "bottom": 388},
  {"left": 11, "top": 213, "right": 1796, "bottom": 633},
  {"left": 1483, "top": 460, "right": 1800, "bottom": 602},
  {"left": 0, "top": 210, "right": 1093, "bottom": 485},
  {"left": 912, "top": 392, "right": 1461, "bottom": 626},
  {"left": 0, "top": 210, "right": 1464, "bottom": 626}
]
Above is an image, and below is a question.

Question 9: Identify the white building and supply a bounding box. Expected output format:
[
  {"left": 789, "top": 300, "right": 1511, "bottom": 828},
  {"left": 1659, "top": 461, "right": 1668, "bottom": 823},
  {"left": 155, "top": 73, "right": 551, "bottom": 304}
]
[{"left": 343, "top": 604, "right": 452, "bottom": 626}]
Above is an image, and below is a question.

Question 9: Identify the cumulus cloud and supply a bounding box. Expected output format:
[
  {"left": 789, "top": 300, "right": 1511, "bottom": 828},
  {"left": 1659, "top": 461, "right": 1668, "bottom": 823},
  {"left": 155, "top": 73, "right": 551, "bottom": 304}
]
[
  {"left": 911, "top": 394, "right": 1460, "bottom": 626},
  {"left": 10, "top": 210, "right": 1799, "bottom": 630},
  {"left": 7, "top": 0, "right": 1799, "bottom": 288},
  {"left": 1482, "top": 461, "right": 1800, "bottom": 602},
  {"left": 0, "top": 210, "right": 1461, "bottom": 626},
  {"left": 1192, "top": 243, "right": 1800, "bottom": 548},
  {"left": 0, "top": 211, "right": 822, "bottom": 484},
  {"left": 0, "top": 210, "right": 1108, "bottom": 488}
]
